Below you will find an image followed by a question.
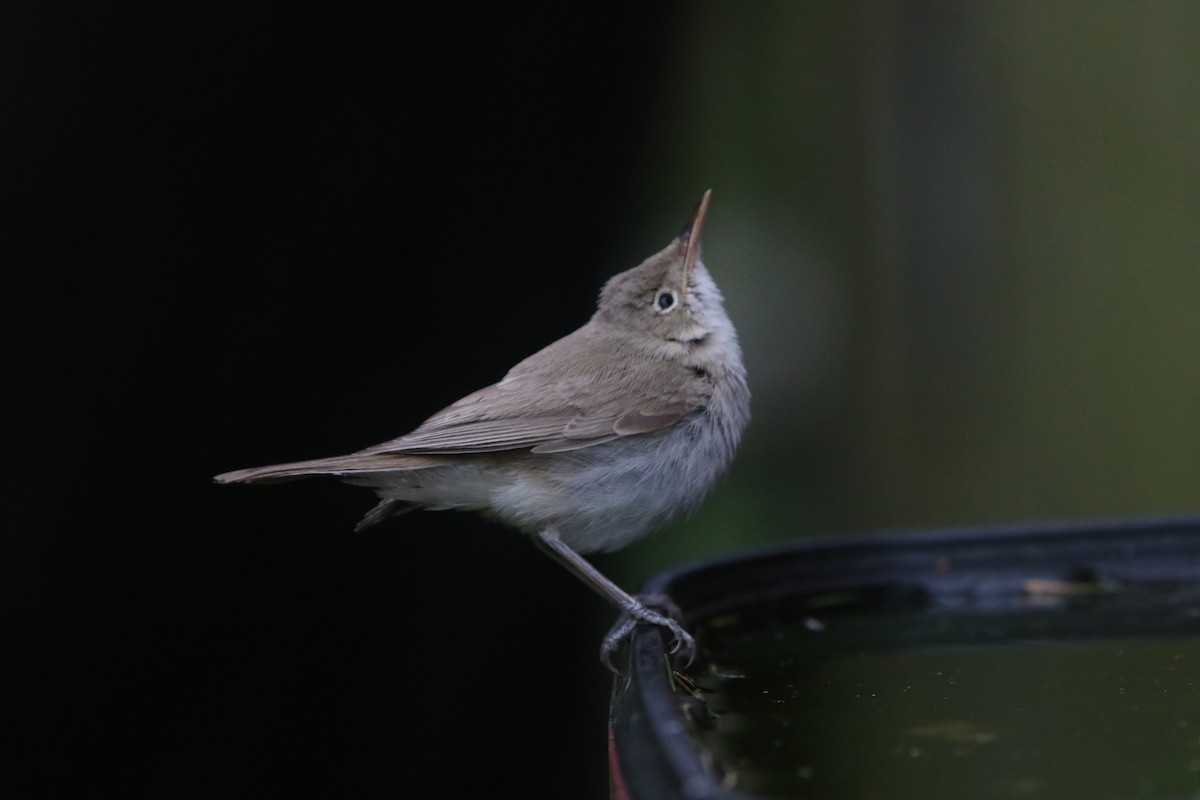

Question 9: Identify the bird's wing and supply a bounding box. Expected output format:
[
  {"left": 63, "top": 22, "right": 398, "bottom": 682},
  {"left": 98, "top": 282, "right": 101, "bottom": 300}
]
[{"left": 364, "top": 348, "right": 710, "bottom": 457}]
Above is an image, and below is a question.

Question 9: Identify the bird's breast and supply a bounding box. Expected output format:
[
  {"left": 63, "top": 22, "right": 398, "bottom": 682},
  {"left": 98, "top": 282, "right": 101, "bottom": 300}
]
[{"left": 489, "top": 411, "right": 739, "bottom": 554}]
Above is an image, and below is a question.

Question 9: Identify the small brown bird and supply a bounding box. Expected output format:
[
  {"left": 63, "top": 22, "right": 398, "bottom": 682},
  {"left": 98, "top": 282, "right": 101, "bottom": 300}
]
[{"left": 215, "top": 190, "right": 750, "bottom": 669}]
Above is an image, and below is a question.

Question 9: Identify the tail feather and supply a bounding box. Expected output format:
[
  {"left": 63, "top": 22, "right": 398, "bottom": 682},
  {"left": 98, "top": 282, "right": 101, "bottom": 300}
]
[
  {"left": 355, "top": 498, "right": 415, "bottom": 531},
  {"left": 213, "top": 452, "right": 441, "bottom": 485}
]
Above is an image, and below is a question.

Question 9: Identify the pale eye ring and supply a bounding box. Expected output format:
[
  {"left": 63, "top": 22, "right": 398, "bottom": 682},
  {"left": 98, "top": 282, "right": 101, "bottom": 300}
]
[{"left": 656, "top": 291, "right": 676, "bottom": 311}]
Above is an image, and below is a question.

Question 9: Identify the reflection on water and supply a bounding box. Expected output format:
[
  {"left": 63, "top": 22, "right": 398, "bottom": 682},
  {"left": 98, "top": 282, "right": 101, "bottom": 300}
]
[{"left": 692, "top": 587, "right": 1200, "bottom": 799}]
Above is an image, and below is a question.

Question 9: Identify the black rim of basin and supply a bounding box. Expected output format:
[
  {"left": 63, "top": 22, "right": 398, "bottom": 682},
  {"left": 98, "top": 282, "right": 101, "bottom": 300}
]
[{"left": 608, "top": 513, "right": 1200, "bottom": 800}]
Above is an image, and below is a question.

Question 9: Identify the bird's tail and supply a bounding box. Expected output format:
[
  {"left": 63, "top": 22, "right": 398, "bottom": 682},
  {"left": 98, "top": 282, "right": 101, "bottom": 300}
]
[{"left": 213, "top": 452, "right": 436, "bottom": 485}]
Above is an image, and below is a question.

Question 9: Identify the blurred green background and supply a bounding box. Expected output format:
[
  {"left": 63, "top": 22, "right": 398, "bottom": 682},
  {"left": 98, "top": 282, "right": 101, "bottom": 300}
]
[{"left": 607, "top": 0, "right": 1200, "bottom": 591}]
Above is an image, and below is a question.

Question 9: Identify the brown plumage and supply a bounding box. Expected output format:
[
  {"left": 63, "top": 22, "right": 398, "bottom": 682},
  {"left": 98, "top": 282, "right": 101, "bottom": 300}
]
[{"left": 215, "top": 190, "right": 749, "bottom": 670}]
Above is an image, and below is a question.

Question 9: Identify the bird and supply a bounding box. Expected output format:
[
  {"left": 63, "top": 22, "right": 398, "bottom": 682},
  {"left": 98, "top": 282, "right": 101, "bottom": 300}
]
[{"left": 215, "top": 190, "right": 750, "bottom": 670}]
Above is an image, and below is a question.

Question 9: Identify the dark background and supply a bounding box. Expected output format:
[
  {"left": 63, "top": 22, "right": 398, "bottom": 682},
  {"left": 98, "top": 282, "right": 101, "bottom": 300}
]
[
  {"left": 8, "top": 6, "right": 679, "bottom": 798},
  {"left": 10, "top": 4, "right": 1200, "bottom": 798}
]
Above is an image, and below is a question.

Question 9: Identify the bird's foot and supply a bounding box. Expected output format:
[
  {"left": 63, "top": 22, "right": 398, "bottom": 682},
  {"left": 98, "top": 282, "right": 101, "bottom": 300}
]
[{"left": 600, "top": 594, "right": 695, "bottom": 673}]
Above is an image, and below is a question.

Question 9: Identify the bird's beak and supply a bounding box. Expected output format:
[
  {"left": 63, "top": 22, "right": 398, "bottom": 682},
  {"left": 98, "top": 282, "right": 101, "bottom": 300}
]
[{"left": 678, "top": 189, "right": 711, "bottom": 295}]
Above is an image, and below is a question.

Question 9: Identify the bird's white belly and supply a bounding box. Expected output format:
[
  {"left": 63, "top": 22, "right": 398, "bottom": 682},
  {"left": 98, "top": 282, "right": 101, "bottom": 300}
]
[{"left": 491, "top": 420, "right": 732, "bottom": 553}]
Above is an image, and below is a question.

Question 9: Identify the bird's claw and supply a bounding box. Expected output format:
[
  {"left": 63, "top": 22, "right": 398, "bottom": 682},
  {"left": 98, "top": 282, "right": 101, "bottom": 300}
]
[{"left": 600, "top": 595, "right": 696, "bottom": 674}]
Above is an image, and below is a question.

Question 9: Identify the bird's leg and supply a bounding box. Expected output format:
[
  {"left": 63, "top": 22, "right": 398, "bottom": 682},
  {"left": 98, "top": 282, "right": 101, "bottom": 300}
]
[{"left": 533, "top": 528, "right": 695, "bottom": 672}]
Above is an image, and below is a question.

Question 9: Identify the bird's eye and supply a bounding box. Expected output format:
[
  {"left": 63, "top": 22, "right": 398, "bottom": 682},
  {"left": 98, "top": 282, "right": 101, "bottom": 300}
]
[{"left": 656, "top": 291, "right": 676, "bottom": 311}]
